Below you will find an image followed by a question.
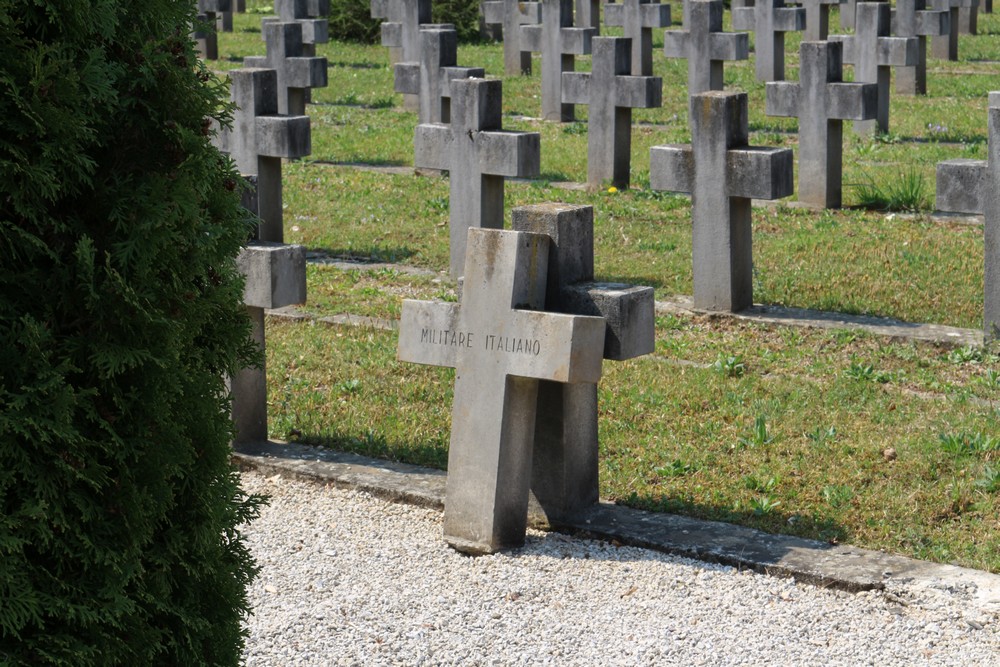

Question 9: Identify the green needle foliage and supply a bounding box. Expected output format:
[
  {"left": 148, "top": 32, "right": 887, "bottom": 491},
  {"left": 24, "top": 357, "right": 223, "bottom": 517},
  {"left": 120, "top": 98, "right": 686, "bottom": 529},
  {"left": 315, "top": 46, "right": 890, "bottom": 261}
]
[{"left": 0, "top": 2, "right": 263, "bottom": 664}]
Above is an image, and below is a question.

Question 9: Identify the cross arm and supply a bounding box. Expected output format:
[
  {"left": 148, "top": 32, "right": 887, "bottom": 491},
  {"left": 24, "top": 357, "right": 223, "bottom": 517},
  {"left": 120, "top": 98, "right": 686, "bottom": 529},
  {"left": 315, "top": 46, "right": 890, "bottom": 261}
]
[
  {"left": 710, "top": 32, "right": 751, "bottom": 61},
  {"left": 649, "top": 144, "right": 693, "bottom": 194},
  {"left": 381, "top": 22, "right": 402, "bottom": 48},
  {"left": 731, "top": 7, "right": 754, "bottom": 30},
  {"left": 476, "top": 131, "right": 541, "bottom": 178},
  {"left": 414, "top": 123, "right": 452, "bottom": 171},
  {"left": 243, "top": 55, "right": 265, "bottom": 68},
  {"left": 394, "top": 62, "right": 420, "bottom": 95},
  {"left": 662, "top": 30, "right": 690, "bottom": 59},
  {"left": 256, "top": 115, "right": 311, "bottom": 159},
  {"left": 506, "top": 310, "right": 605, "bottom": 383},
  {"left": 774, "top": 7, "right": 807, "bottom": 32},
  {"left": 482, "top": 0, "right": 503, "bottom": 24},
  {"left": 562, "top": 28, "right": 596, "bottom": 55},
  {"left": 561, "top": 72, "right": 591, "bottom": 105},
  {"left": 877, "top": 36, "right": 918, "bottom": 67},
  {"left": 370, "top": 0, "right": 391, "bottom": 19},
  {"left": 603, "top": 2, "right": 625, "bottom": 25},
  {"left": 438, "top": 67, "right": 487, "bottom": 98},
  {"left": 827, "top": 82, "right": 878, "bottom": 121},
  {"left": 765, "top": 81, "right": 799, "bottom": 118},
  {"left": 286, "top": 56, "right": 327, "bottom": 89},
  {"left": 727, "top": 147, "right": 794, "bottom": 200},
  {"left": 828, "top": 35, "right": 855, "bottom": 63},
  {"left": 237, "top": 242, "right": 307, "bottom": 309},
  {"left": 614, "top": 76, "right": 663, "bottom": 109},
  {"left": 916, "top": 10, "right": 950, "bottom": 37},
  {"left": 936, "top": 158, "right": 987, "bottom": 214},
  {"left": 520, "top": 24, "right": 542, "bottom": 53},
  {"left": 559, "top": 283, "right": 655, "bottom": 360},
  {"left": 397, "top": 300, "right": 463, "bottom": 369},
  {"left": 300, "top": 19, "right": 329, "bottom": 45},
  {"left": 641, "top": 3, "right": 671, "bottom": 27}
]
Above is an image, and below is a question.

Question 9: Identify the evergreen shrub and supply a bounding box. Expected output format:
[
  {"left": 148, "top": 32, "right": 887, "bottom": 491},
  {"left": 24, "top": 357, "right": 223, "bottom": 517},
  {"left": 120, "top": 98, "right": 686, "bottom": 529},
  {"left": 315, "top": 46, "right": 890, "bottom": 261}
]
[{"left": 0, "top": 2, "right": 262, "bottom": 664}]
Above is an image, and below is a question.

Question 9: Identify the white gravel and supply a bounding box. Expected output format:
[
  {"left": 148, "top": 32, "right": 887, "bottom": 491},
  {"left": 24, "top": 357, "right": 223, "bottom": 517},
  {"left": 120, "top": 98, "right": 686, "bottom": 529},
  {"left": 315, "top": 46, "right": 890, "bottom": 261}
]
[{"left": 240, "top": 471, "right": 999, "bottom": 666}]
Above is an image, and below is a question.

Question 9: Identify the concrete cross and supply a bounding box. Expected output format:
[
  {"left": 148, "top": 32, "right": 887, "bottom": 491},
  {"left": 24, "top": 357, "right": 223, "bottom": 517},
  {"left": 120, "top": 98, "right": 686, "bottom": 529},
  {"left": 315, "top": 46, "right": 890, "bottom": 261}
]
[
  {"left": 398, "top": 227, "right": 606, "bottom": 554},
  {"left": 267, "top": 0, "right": 331, "bottom": 55},
  {"left": 766, "top": 41, "right": 877, "bottom": 208},
  {"left": 244, "top": 22, "right": 328, "bottom": 116},
  {"left": 935, "top": 92, "right": 1000, "bottom": 341},
  {"left": 604, "top": 0, "right": 672, "bottom": 76},
  {"left": 930, "top": 0, "right": 978, "bottom": 61},
  {"left": 577, "top": 0, "right": 601, "bottom": 33},
  {"left": 371, "top": 0, "right": 432, "bottom": 111},
  {"left": 232, "top": 243, "right": 307, "bottom": 444},
  {"left": 414, "top": 78, "right": 541, "bottom": 278},
  {"left": 649, "top": 91, "right": 794, "bottom": 312},
  {"left": 195, "top": 0, "right": 232, "bottom": 60},
  {"left": 891, "top": 0, "right": 950, "bottom": 96},
  {"left": 797, "top": 0, "right": 845, "bottom": 40},
  {"left": 482, "top": 0, "right": 542, "bottom": 75},
  {"left": 663, "top": 0, "right": 749, "bottom": 96},
  {"left": 394, "top": 25, "right": 485, "bottom": 124},
  {"left": 839, "top": 0, "right": 857, "bottom": 29},
  {"left": 521, "top": 0, "right": 596, "bottom": 121},
  {"left": 562, "top": 37, "right": 662, "bottom": 188},
  {"left": 830, "top": 3, "right": 917, "bottom": 136},
  {"left": 732, "top": 0, "right": 806, "bottom": 82},
  {"left": 957, "top": 0, "right": 981, "bottom": 34},
  {"left": 511, "top": 204, "right": 654, "bottom": 521},
  {"left": 214, "top": 68, "right": 311, "bottom": 243}
]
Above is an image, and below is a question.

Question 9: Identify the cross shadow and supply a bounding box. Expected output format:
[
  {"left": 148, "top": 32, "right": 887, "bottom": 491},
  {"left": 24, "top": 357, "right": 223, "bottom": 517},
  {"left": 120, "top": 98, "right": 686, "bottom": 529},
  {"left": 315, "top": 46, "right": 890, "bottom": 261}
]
[{"left": 305, "top": 245, "right": 417, "bottom": 264}]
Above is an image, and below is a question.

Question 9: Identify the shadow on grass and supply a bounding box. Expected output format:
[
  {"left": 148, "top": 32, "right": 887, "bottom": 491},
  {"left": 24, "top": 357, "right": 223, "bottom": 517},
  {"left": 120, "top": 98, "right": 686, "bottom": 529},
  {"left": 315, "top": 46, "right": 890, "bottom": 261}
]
[
  {"left": 311, "top": 158, "right": 410, "bottom": 168},
  {"left": 327, "top": 61, "right": 383, "bottom": 70},
  {"left": 306, "top": 245, "right": 418, "bottom": 264}
]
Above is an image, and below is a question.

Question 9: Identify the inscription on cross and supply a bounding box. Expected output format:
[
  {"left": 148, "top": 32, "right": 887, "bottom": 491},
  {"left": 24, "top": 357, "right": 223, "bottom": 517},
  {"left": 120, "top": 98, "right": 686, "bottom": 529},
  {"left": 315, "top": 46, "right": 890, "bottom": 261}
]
[
  {"left": 891, "top": 0, "right": 950, "bottom": 96},
  {"left": 830, "top": 3, "right": 917, "bottom": 136},
  {"left": 650, "top": 91, "right": 794, "bottom": 312},
  {"left": 414, "top": 78, "right": 540, "bottom": 277},
  {"left": 732, "top": 0, "right": 806, "bottom": 82},
  {"left": 766, "top": 41, "right": 877, "bottom": 208},
  {"left": 663, "top": 0, "right": 749, "bottom": 96},
  {"left": 398, "top": 228, "right": 606, "bottom": 554},
  {"left": 511, "top": 204, "right": 654, "bottom": 521},
  {"left": 562, "top": 37, "right": 662, "bottom": 189},
  {"left": 482, "top": 0, "right": 542, "bottom": 75},
  {"left": 244, "top": 22, "right": 328, "bottom": 116},
  {"left": 935, "top": 92, "right": 1000, "bottom": 341},
  {"left": 214, "top": 68, "right": 311, "bottom": 242},
  {"left": 604, "top": 0, "right": 672, "bottom": 76},
  {"left": 394, "top": 25, "right": 485, "bottom": 124},
  {"left": 521, "top": 0, "right": 596, "bottom": 121}
]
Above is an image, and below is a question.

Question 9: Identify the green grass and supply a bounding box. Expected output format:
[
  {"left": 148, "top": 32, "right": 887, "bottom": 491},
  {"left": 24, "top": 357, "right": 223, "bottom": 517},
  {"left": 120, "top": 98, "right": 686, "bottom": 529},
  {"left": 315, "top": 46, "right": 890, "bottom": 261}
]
[{"left": 221, "top": 6, "right": 999, "bottom": 571}]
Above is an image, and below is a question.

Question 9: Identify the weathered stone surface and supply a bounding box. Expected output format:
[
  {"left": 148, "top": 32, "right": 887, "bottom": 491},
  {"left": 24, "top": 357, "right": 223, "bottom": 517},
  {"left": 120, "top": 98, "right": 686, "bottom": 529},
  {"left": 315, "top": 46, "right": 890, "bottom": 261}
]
[
  {"left": 732, "top": 0, "right": 806, "bottom": 82},
  {"left": 520, "top": 0, "right": 595, "bottom": 120},
  {"left": 891, "top": 0, "right": 949, "bottom": 96},
  {"left": 576, "top": 0, "right": 601, "bottom": 32},
  {"left": 482, "top": 0, "right": 541, "bottom": 75},
  {"left": 244, "top": 21, "right": 327, "bottom": 115},
  {"left": 840, "top": 0, "right": 857, "bottom": 28},
  {"left": 414, "top": 78, "right": 540, "bottom": 278},
  {"left": 930, "top": 0, "right": 977, "bottom": 60},
  {"left": 650, "top": 91, "right": 793, "bottom": 312},
  {"left": 798, "top": 0, "right": 844, "bottom": 40},
  {"left": 604, "top": 0, "right": 671, "bottom": 75},
  {"left": 766, "top": 41, "right": 877, "bottom": 208},
  {"left": 398, "top": 228, "right": 606, "bottom": 554},
  {"left": 371, "top": 0, "right": 430, "bottom": 110},
  {"left": 394, "top": 25, "right": 484, "bottom": 124},
  {"left": 663, "top": 0, "right": 749, "bottom": 95},
  {"left": 561, "top": 37, "right": 662, "bottom": 188}
]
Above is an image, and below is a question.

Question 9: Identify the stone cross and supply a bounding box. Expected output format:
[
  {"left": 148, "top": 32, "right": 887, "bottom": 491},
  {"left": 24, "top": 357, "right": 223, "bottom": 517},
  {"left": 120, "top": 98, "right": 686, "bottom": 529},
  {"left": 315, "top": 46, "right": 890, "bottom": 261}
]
[
  {"left": 521, "top": 0, "right": 596, "bottom": 121},
  {"left": 269, "top": 0, "right": 331, "bottom": 56},
  {"left": 371, "top": 0, "right": 432, "bottom": 111},
  {"left": 766, "top": 41, "right": 877, "bottom": 208},
  {"left": 649, "top": 91, "right": 794, "bottom": 312},
  {"left": 481, "top": 0, "right": 542, "bottom": 75},
  {"left": 414, "top": 78, "right": 541, "bottom": 277},
  {"left": 604, "top": 0, "right": 672, "bottom": 76},
  {"left": 244, "top": 22, "right": 328, "bottom": 116},
  {"left": 891, "top": 0, "right": 950, "bottom": 96},
  {"left": 511, "top": 203, "right": 654, "bottom": 521},
  {"left": 663, "top": 0, "right": 749, "bottom": 96},
  {"left": 232, "top": 243, "right": 307, "bottom": 444},
  {"left": 732, "top": 0, "right": 806, "bottom": 82},
  {"left": 930, "top": 0, "right": 977, "bottom": 61},
  {"left": 935, "top": 91, "right": 1000, "bottom": 341},
  {"left": 798, "top": 0, "right": 844, "bottom": 40},
  {"left": 398, "top": 227, "right": 606, "bottom": 554},
  {"left": 394, "top": 25, "right": 485, "bottom": 124},
  {"left": 957, "top": 0, "right": 980, "bottom": 34},
  {"left": 195, "top": 0, "right": 231, "bottom": 60},
  {"left": 830, "top": 3, "right": 917, "bottom": 136},
  {"left": 577, "top": 0, "right": 601, "bottom": 33},
  {"left": 214, "top": 68, "right": 311, "bottom": 242},
  {"left": 562, "top": 37, "right": 662, "bottom": 188},
  {"left": 840, "top": 0, "right": 857, "bottom": 29}
]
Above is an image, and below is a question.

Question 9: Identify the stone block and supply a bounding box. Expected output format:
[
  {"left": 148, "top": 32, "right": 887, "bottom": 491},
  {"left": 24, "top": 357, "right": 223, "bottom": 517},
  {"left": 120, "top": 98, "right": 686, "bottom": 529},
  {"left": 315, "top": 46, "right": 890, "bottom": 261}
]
[{"left": 237, "top": 242, "right": 308, "bottom": 309}]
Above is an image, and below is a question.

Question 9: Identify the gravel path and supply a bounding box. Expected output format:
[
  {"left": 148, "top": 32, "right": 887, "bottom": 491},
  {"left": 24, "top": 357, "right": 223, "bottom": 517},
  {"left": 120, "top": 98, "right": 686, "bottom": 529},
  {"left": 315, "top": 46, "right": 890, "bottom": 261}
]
[{"left": 241, "top": 471, "right": 998, "bottom": 666}]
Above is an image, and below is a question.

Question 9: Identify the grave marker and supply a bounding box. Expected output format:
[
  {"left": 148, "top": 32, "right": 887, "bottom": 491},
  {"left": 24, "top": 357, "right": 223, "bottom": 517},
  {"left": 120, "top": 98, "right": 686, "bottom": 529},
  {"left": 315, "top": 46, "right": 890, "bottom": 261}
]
[
  {"left": 398, "top": 228, "right": 606, "bottom": 554},
  {"left": 482, "top": 0, "right": 542, "bottom": 75},
  {"left": 840, "top": 0, "right": 856, "bottom": 29},
  {"left": 521, "top": 0, "right": 596, "bottom": 121},
  {"left": 732, "top": 0, "right": 806, "bottom": 82},
  {"left": 511, "top": 203, "right": 654, "bottom": 520},
  {"left": 577, "top": 0, "right": 601, "bottom": 32},
  {"left": 650, "top": 91, "right": 794, "bottom": 311},
  {"left": 935, "top": 91, "right": 1000, "bottom": 341},
  {"left": 766, "top": 41, "right": 878, "bottom": 208},
  {"left": 562, "top": 37, "right": 662, "bottom": 188},
  {"left": 394, "top": 25, "right": 485, "bottom": 124},
  {"left": 891, "top": 0, "right": 950, "bottom": 96},
  {"left": 604, "top": 0, "right": 672, "bottom": 76},
  {"left": 267, "top": 0, "right": 331, "bottom": 56},
  {"left": 957, "top": 0, "right": 980, "bottom": 34},
  {"left": 798, "top": 0, "right": 844, "bottom": 40},
  {"left": 663, "top": 0, "right": 749, "bottom": 95},
  {"left": 244, "top": 22, "right": 328, "bottom": 116},
  {"left": 195, "top": 0, "right": 231, "bottom": 60},
  {"left": 930, "top": 0, "right": 977, "bottom": 60},
  {"left": 371, "top": 0, "right": 432, "bottom": 111},
  {"left": 414, "top": 78, "right": 541, "bottom": 277},
  {"left": 830, "top": 3, "right": 917, "bottom": 135}
]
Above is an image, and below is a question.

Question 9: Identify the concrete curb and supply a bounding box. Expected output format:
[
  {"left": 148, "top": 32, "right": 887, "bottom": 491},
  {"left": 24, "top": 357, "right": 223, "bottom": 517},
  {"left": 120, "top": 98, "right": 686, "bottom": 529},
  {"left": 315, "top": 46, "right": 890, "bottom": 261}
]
[{"left": 234, "top": 440, "right": 1000, "bottom": 613}]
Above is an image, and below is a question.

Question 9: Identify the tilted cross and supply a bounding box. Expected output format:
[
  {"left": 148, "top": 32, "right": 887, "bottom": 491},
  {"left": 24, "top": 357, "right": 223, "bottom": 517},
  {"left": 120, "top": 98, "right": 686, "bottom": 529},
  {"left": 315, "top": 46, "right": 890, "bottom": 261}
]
[
  {"left": 414, "top": 78, "right": 540, "bottom": 278},
  {"left": 891, "top": 0, "right": 949, "bottom": 96},
  {"left": 245, "top": 21, "right": 327, "bottom": 116},
  {"left": 562, "top": 37, "right": 662, "bottom": 189},
  {"left": 732, "top": 0, "right": 806, "bottom": 82},
  {"left": 766, "top": 40, "right": 877, "bottom": 208},
  {"left": 521, "top": 0, "right": 596, "bottom": 121},
  {"left": 394, "top": 25, "right": 485, "bottom": 124},
  {"left": 398, "top": 228, "right": 606, "bottom": 554},
  {"left": 663, "top": 0, "right": 749, "bottom": 96},
  {"left": 650, "top": 91, "right": 794, "bottom": 312},
  {"left": 604, "top": 0, "right": 672, "bottom": 76},
  {"left": 482, "top": 0, "right": 541, "bottom": 75}
]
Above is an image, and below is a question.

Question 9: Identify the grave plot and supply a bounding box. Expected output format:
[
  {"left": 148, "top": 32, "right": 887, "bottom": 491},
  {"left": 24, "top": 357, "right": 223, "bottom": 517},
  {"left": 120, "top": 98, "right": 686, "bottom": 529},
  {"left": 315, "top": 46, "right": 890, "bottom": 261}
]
[
  {"left": 891, "top": 0, "right": 950, "bottom": 96},
  {"left": 393, "top": 24, "right": 484, "bottom": 124}
]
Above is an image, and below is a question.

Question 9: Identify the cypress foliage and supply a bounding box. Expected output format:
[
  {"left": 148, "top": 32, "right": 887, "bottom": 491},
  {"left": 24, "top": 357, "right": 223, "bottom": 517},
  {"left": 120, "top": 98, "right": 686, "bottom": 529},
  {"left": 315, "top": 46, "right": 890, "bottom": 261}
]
[{"left": 0, "top": 1, "right": 262, "bottom": 664}]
